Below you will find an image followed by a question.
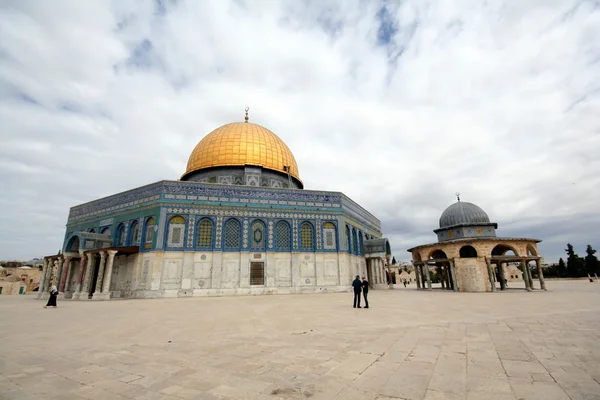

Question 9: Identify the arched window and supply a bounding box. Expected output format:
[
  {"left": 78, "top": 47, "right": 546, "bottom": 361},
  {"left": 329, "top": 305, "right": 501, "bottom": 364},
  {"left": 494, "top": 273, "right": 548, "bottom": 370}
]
[
  {"left": 459, "top": 245, "right": 478, "bottom": 258},
  {"left": 87, "top": 228, "right": 95, "bottom": 233},
  {"left": 323, "top": 222, "right": 337, "bottom": 250},
  {"left": 250, "top": 220, "right": 266, "bottom": 251},
  {"left": 224, "top": 219, "right": 241, "bottom": 249},
  {"left": 346, "top": 225, "right": 351, "bottom": 253},
  {"left": 167, "top": 216, "right": 186, "bottom": 248},
  {"left": 196, "top": 218, "right": 214, "bottom": 248},
  {"left": 359, "top": 231, "right": 364, "bottom": 255},
  {"left": 276, "top": 221, "right": 291, "bottom": 251},
  {"left": 100, "top": 226, "right": 111, "bottom": 236},
  {"left": 130, "top": 221, "right": 140, "bottom": 245},
  {"left": 352, "top": 228, "right": 358, "bottom": 255},
  {"left": 300, "top": 222, "right": 314, "bottom": 250},
  {"left": 66, "top": 236, "right": 79, "bottom": 252},
  {"left": 115, "top": 224, "right": 126, "bottom": 246},
  {"left": 144, "top": 217, "right": 155, "bottom": 249}
]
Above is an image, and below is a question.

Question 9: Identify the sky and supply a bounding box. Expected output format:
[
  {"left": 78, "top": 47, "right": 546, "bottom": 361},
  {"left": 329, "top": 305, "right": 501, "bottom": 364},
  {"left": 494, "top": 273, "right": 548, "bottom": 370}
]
[{"left": 0, "top": 0, "right": 599, "bottom": 263}]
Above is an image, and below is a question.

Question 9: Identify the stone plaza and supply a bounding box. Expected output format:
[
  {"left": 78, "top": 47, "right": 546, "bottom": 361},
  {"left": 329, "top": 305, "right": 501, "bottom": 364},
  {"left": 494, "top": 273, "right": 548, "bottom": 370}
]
[{"left": 2, "top": 281, "right": 599, "bottom": 400}]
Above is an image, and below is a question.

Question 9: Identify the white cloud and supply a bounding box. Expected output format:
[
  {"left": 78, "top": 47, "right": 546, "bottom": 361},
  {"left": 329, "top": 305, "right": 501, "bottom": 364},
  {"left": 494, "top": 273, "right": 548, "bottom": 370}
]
[{"left": 0, "top": 0, "right": 598, "bottom": 262}]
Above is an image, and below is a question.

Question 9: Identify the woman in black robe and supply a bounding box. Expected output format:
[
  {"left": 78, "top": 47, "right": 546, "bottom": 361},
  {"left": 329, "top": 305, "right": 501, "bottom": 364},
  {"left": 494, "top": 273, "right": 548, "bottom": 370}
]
[{"left": 44, "top": 285, "right": 58, "bottom": 308}]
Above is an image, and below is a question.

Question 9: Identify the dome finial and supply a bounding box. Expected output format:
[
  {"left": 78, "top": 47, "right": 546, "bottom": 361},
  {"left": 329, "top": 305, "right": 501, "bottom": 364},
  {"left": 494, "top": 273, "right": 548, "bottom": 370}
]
[
  {"left": 244, "top": 106, "right": 249, "bottom": 123},
  {"left": 455, "top": 192, "right": 460, "bottom": 201}
]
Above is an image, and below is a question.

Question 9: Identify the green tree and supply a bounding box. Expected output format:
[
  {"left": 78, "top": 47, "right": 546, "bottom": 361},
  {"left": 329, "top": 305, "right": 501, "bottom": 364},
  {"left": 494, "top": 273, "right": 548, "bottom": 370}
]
[
  {"left": 584, "top": 245, "right": 599, "bottom": 276},
  {"left": 565, "top": 244, "right": 585, "bottom": 277},
  {"left": 392, "top": 256, "right": 397, "bottom": 265},
  {"left": 557, "top": 258, "right": 567, "bottom": 277}
]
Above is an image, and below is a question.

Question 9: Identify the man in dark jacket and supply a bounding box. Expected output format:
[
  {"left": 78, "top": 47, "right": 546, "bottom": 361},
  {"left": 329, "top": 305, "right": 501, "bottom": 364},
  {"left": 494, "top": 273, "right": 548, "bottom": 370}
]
[
  {"left": 352, "top": 275, "right": 362, "bottom": 308},
  {"left": 361, "top": 276, "right": 369, "bottom": 308}
]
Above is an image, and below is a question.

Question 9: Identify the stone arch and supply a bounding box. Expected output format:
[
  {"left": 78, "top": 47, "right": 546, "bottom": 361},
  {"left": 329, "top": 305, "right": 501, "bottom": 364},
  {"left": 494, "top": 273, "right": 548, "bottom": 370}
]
[
  {"left": 428, "top": 249, "right": 448, "bottom": 260},
  {"left": 412, "top": 251, "right": 422, "bottom": 262},
  {"left": 526, "top": 244, "right": 537, "bottom": 257},
  {"left": 491, "top": 244, "right": 519, "bottom": 257},
  {"left": 459, "top": 245, "right": 478, "bottom": 258},
  {"left": 66, "top": 235, "right": 80, "bottom": 252}
]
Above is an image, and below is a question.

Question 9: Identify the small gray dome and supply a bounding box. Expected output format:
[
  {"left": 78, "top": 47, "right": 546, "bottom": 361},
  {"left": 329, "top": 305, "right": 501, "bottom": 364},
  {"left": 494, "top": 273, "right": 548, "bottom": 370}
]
[{"left": 439, "top": 201, "right": 490, "bottom": 228}]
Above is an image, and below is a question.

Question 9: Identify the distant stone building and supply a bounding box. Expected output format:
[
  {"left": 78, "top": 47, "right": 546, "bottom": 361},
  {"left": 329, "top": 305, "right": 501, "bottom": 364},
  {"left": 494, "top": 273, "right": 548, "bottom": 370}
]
[
  {"left": 407, "top": 196, "right": 545, "bottom": 292},
  {"left": 0, "top": 267, "right": 29, "bottom": 295}
]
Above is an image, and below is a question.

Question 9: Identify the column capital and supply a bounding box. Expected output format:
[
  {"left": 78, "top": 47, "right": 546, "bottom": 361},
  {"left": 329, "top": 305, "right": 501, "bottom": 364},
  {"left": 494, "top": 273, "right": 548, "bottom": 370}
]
[
  {"left": 99, "top": 251, "right": 107, "bottom": 259},
  {"left": 107, "top": 250, "right": 118, "bottom": 256}
]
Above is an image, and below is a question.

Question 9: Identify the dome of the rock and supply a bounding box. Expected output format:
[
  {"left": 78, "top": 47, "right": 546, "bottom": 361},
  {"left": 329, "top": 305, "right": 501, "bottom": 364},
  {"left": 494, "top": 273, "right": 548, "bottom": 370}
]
[{"left": 181, "top": 120, "right": 302, "bottom": 187}]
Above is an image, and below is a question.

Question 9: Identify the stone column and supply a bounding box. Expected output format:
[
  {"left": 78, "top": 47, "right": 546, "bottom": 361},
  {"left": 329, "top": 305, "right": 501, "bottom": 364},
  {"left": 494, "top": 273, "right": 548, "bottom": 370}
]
[
  {"left": 54, "top": 257, "right": 64, "bottom": 290},
  {"left": 72, "top": 253, "right": 87, "bottom": 299},
  {"left": 521, "top": 260, "right": 532, "bottom": 292},
  {"left": 527, "top": 262, "right": 534, "bottom": 289},
  {"left": 486, "top": 258, "right": 496, "bottom": 292},
  {"left": 498, "top": 262, "right": 507, "bottom": 290},
  {"left": 101, "top": 250, "right": 118, "bottom": 296},
  {"left": 80, "top": 253, "right": 95, "bottom": 300},
  {"left": 64, "top": 260, "right": 73, "bottom": 292},
  {"left": 59, "top": 257, "right": 71, "bottom": 292},
  {"left": 415, "top": 265, "right": 422, "bottom": 289},
  {"left": 449, "top": 260, "right": 458, "bottom": 292},
  {"left": 93, "top": 251, "right": 107, "bottom": 297},
  {"left": 37, "top": 259, "right": 49, "bottom": 299},
  {"left": 535, "top": 259, "right": 546, "bottom": 291},
  {"left": 423, "top": 263, "right": 432, "bottom": 290}
]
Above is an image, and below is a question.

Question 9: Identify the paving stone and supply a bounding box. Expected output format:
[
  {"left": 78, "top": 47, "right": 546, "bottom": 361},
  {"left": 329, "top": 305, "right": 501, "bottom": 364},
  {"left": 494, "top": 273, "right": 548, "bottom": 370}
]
[{"left": 1, "top": 281, "right": 599, "bottom": 400}]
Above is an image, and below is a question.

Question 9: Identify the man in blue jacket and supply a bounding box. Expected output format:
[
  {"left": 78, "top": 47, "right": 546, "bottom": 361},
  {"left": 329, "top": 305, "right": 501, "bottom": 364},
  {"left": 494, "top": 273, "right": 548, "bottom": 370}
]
[{"left": 352, "top": 275, "right": 362, "bottom": 308}]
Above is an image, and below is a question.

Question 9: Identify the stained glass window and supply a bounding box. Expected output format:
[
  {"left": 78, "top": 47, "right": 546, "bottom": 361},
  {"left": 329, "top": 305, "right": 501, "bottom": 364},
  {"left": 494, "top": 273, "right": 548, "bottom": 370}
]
[
  {"left": 224, "top": 219, "right": 240, "bottom": 249},
  {"left": 359, "top": 231, "right": 364, "bottom": 255},
  {"left": 323, "top": 222, "right": 336, "bottom": 250},
  {"left": 118, "top": 225, "right": 126, "bottom": 246},
  {"left": 167, "top": 216, "right": 186, "bottom": 248},
  {"left": 346, "top": 225, "right": 351, "bottom": 252},
  {"left": 131, "top": 222, "right": 140, "bottom": 244},
  {"left": 197, "top": 218, "right": 213, "bottom": 248},
  {"left": 144, "top": 217, "right": 155, "bottom": 249},
  {"left": 276, "top": 221, "right": 291, "bottom": 250},
  {"left": 251, "top": 221, "right": 265, "bottom": 250},
  {"left": 300, "top": 222, "right": 314, "bottom": 250}
]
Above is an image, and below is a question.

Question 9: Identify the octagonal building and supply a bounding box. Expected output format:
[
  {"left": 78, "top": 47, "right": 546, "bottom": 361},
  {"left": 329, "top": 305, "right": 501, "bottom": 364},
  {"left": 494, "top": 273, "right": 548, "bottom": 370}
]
[
  {"left": 407, "top": 196, "right": 545, "bottom": 292},
  {"left": 38, "top": 111, "right": 391, "bottom": 300}
]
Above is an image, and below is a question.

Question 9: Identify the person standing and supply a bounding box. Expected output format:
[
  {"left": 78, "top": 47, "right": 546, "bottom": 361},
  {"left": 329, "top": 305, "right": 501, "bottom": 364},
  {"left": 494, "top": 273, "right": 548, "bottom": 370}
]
[
  {"left": 44, "top": 284, "right": 58, "bottom": 309},
  {"left": 352, "top": 275, "right": 362, "bottom": 308},
  {"left": 362, "top": 276, "right": 369, "bottom": 308}
]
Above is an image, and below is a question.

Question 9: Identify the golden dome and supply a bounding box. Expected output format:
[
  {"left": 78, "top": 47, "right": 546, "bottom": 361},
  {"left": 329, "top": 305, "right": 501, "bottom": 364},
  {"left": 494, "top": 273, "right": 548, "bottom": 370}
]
[{"left": 182, "top": 121, "right": 302, "bottom": 185}]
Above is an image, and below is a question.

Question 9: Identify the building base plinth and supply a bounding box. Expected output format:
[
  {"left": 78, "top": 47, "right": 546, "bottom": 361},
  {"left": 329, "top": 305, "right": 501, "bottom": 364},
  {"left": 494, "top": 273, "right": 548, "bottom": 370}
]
[{"left": 91, "top": 292, "right": 111, "bottom": 300}]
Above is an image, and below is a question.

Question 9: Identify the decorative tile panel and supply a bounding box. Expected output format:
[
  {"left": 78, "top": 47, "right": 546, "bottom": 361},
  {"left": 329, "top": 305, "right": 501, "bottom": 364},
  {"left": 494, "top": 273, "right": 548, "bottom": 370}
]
[
  {"left": 187, "top": 215, "right": 195, "bottom": 247},
  {"left": 268, "top": 220, "right": 273, "bottom": 249},
  {"left": 316, "top": 219, "right": 322, "bottom": 250},
  {"left": 242, "top": 219, "right": 249, "bottom": 249},
  {"left": 215, "top": 216, "right": 223, "bottom": 248},
  {"left": 292, "top": 220, "right": 298, "bottom": 249}
]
